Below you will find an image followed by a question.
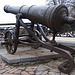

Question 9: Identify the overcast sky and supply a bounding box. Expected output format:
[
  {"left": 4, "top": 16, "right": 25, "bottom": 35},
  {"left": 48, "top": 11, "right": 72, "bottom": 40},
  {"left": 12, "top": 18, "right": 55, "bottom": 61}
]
[{"left": 0, "top": 0, "right": 46, "bottom": 23}]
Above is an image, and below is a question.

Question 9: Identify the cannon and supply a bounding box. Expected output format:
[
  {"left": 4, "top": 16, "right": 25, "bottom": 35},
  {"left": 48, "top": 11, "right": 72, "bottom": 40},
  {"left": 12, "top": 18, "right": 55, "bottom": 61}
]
[{"left": 2, "top": 4, "right": 75, "bottom": 74}]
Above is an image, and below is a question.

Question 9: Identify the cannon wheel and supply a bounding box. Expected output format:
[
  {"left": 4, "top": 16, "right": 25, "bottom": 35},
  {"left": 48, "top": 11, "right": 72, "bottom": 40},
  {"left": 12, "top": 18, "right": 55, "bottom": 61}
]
[
  {"left": 4, "top": 31, "right": 17, "bottom": 54},
  {"left": 58, "top": 60, "right": 74, "bottom": 74}
]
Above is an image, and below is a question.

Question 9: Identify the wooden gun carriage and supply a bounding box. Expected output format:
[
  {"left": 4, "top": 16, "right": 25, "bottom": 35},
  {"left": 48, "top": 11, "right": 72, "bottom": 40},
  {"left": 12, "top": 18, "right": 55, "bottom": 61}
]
[{"left": 1, "top": 4, "right": 75, "bottom": 74}]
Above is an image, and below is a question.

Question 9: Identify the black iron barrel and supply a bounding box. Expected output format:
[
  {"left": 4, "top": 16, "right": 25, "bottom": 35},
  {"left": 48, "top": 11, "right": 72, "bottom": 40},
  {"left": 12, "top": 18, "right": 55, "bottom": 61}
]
[{"left": 4, "top": 5, "right": 75, "bottom": 33}]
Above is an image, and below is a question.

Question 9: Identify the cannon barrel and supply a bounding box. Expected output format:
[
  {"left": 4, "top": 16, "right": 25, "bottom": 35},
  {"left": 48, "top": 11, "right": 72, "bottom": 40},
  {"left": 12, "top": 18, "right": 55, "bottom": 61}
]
[{"left": 4, "top": 5, "right": 75, "bottom": 33}]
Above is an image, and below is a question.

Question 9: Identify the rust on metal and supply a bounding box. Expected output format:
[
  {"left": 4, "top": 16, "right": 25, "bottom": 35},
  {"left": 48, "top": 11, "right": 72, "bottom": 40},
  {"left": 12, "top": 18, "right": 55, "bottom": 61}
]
[{"left": 1, "top": 4, "right": 75, "bottom": 74}]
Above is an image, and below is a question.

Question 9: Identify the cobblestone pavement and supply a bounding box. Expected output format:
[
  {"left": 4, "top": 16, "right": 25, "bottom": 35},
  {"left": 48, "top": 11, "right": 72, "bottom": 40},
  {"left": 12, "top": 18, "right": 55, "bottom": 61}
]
[
  {"left": 0, "top": 57, "right": 75, "bottom": 75},
  {"left": 0, "top": 37, "right": 75, "bottom": 75}
]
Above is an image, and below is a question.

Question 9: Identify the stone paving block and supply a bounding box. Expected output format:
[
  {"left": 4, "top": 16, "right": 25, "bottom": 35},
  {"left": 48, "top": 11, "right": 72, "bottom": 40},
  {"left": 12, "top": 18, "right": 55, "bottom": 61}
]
[
  {"left": 61, "top": 72, "right": 68, "bottom": 75},
  {"left": 0, "top": 53, "right": 21, "bottom": 64},
  {"left": 55, "top": 73, "right": 60, "bottom": 75},
  {"left": 3, "top": 67, "right": 11, "bottom": 72},
  {"left": 2, "top": 73, "right": 20, "bottom": 75},
  {"left": 21, "top": 71, "right": 30, "bottom": 75},
  {"left": 47, "top": 60, "right": 62, "bottom": 69},
  {"left": 35, "top": 71, "right": 43, "bottom": 75},
  {"left": 29, "top": 71, "right": 35, "bottom": 75},
  {"left": 6, "top": 68, "right": 16, "bottom": 73},
  {"left": 49, "top": 72, "right": 56, "bottom": 75},
  {"left": 0, "top": 47, "right": 61, "bottom": 64},
  {"left": 0, "top": 69, "right": 7, "bottom": 74},
  {"left": 26, "top": 67, "right": 34, "bottom": 72},
  {"left": 37, "top": 65, "right": 49, "bottom": 71},
  {"left": 14, "top": 69, "right": 22, "bottom": 74},
  {"left": 17, "top": 67, "right": 25, "bottom": 70},
  {"left": 50, "top": 68, "right": 60, "bottom": 73},
  {"left": 41, "top": 71, "right": 48, "bottom": 75},
  {"left": 8, "top": 68, "right": 18, "bottom": 74}
]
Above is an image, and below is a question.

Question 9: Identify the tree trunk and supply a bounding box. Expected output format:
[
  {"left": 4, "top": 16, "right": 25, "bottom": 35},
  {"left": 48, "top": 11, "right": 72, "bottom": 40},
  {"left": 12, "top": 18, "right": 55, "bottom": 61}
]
[
  {"left": 58, "top": 0, "right": 61, "bottom": 4},
  {"left": 58, "top": 0, "right": 65, "bottom": 4},
  {"left": 53, "top": 0, "right": 57, "bottom": 5}
]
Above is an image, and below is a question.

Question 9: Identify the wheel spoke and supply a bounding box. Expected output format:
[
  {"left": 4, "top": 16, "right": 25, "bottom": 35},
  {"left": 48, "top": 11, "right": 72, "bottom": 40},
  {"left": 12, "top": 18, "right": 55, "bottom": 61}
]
[{"left": 4, "top": 31, "right": 17, "bottom": 54}]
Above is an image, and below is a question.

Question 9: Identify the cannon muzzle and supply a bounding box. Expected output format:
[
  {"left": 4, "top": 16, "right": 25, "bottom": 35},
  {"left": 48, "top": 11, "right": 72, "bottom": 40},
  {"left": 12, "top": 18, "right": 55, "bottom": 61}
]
[{"left": 4, "top": 5, "right": 75, "bottom": 33}]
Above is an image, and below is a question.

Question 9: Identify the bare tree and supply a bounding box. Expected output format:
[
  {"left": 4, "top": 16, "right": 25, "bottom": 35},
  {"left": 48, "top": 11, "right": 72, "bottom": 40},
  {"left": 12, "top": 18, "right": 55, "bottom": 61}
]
[
  {"left": 46, "top": 0, "right": 54, "bottom": 5},
  {"left": 58, "top": 0, "right": 65, "bottom": 4},
  {"left": 53, "top": 0, "right": 57, "bottom": 5},
  {"left": 46, "top": 0, "right": 75, "bottom": 18},
  {"left": 45, "top": 0, "right": 75, "bottom": 36},
  {"left": 70, "top": 0, "right": 75, "bottom": 18},
  {"left": 46, "top": 0, "right": 65, "bottom": 5}
]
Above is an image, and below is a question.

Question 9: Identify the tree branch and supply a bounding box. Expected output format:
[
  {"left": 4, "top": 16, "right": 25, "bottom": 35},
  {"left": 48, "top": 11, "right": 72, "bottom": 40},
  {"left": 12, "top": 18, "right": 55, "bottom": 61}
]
[{"left": 53, "top": 0, "right": 57, "bottom": 5}]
